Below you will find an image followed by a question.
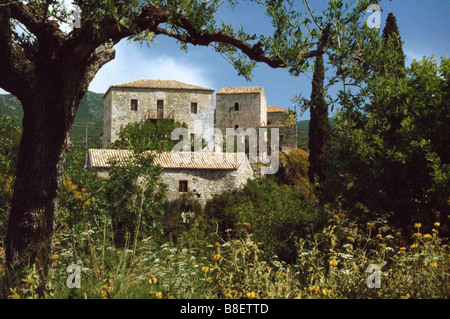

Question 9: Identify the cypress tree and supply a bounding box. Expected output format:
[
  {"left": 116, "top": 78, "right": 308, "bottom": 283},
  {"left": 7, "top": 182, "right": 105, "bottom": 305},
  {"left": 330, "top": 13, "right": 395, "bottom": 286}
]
[{"left": 382, "top": 13, "right": 406, "bottom": 77}]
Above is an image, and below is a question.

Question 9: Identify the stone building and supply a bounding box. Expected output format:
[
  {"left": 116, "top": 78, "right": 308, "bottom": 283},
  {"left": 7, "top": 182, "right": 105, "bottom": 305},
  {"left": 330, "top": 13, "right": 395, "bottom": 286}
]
[
  {"left": 214, "top": 87, "right": 297, "bottom": 155},
  {"left": 101, "top": 79, "right": 215, "bottom": 148},
  {"left": 267, "top": 105, "right": 298, "bottom": 154},
  {"left": 88, "top": 149, "right": 254, "bottom": 206},
  {"left": 215, "top": 86, "right": 267, "bottom": 133}
]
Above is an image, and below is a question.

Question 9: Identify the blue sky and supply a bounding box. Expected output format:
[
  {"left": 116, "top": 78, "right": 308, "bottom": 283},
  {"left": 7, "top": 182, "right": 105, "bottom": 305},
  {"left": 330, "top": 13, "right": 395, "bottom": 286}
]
[{"left": 2, "top": 0, "right": 449, "bottom": 121}]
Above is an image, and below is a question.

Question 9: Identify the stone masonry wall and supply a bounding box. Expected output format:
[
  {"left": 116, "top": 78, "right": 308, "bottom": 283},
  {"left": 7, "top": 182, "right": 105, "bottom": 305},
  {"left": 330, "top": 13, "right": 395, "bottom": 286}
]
[
  {"left": 92, "top": 160, "right": 254, "bottom": 206},
  {"left": 215, "top": 92, "right": 267, "bottom": 134},
  {"left": 102, "top": 87, "right": 214, "bottom": 147}
]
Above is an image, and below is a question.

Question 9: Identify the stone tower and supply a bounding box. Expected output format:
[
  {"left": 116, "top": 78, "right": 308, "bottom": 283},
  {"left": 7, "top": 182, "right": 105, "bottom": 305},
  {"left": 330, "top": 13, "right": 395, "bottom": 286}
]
[{"left": 215, "top": 87, "right": 267, "bottom": 133}]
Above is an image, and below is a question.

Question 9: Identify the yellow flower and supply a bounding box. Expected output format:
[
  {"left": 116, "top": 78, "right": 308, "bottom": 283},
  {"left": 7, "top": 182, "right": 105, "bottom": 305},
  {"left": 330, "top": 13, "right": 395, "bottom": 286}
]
[
  {"left": 210, "top": 254, "right": 221, "bottom": 261},
  {"left": 149, "top": 277, "right": 157, "bottom": 284},
  {"left": 423, "top": 234, "right": 432, "bottom": 239},
  {"left": 411, "top": 243, "right": 418, "bottom": 248},
  {"left": 246, "top": 291, "right": 256, "bottom": 299},
  {"left": 154, "top": 291, "right": 163, "bottom": 298},
  {"left": 202, "top": 266, "right": 210, "bottom": 273},
  {"left": 434, "top": 222, "right": 440, "bottom": 227},
  {"left": 11, "top": 293, "right": 20, "bottom": 299},
  {"left": 347, "top": 236, "right": 355, "bottom": 243},
  {"left": 50, "top": 253, "right": 59, "bottom": 261},
  {"left": 375, "top": 234, "right": 383, "bottom": 239},
  {"left": 329, "top": 259, "right": 338, "bottom": 267},
  {"left": 414, "top": 223, "right": 422, "bottom": 228},
  {"left": 430, "top": 262, "right": 437, "bottom": 268},
  {"left": 400, "top": 247, "right": 406, "bottom": 251},
  {"left": 367, "top": 222, "right": 375, "bottom": 227},
  {"left": 321, "top": 288, "right": 329, "bottom": 296}
]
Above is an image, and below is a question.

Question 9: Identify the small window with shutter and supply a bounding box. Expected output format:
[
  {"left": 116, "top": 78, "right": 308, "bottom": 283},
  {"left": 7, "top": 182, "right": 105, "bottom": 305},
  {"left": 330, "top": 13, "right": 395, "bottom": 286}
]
[
  {"left": 130, "top": 99, "right": 138, "bottom": 111},
  {"left": 179, "top": 180, "right": 188, "bottom": 192}
]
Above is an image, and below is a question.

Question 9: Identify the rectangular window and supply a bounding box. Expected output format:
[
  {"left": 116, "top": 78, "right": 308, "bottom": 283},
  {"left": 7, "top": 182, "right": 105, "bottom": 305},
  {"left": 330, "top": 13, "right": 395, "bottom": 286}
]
[
  {"left": 191, "top": 102, "right": 198, "bottom": 114},
  {"left": 157, "top": 100, "right": 164, "bottom": 119},
  {"left": 131, "top": 99, "right": 138, "bottom": 111},
  {"left": 190, "top": 133, "right": 195, "bottom": 152},
  {"left": 179, "top": 180, "right": 188, "bottom": 192}
]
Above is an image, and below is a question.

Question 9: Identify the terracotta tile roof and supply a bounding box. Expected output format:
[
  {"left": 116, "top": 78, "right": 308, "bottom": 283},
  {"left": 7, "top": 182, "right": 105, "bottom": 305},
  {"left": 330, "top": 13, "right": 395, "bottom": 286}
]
[
  {"left": 217, "top": 87, "right": 264, "bottom": 94},
  {"left": 267, "top": 105, "right": 288, "bottom": 113},
  {"left": 88, "top": 149, "right": 248, "bottom": 170},
  {"left": 104, "top": 79, "right": 214, "bottom": 97}
]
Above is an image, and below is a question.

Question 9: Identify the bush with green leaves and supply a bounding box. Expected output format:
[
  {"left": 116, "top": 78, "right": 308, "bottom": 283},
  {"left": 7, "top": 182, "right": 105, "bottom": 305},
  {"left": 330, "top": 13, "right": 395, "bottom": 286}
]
[
  {"left": 204, "top": 178, "right": 328, "bottom": 262},
  {"left": 273, "top": 149, "right": 309, "bottom": 185},
  {"left": 110, "top": 119, "right": 187, "bottom": 152},
  {"left": 0, "top": 114, "right": 21, "bottom": 241},
  {"left": 324, "top": 57, "right": 450, "bottom": 235},
  {"left": 161, "top": 192, "right": 204, "bottom": 245}
]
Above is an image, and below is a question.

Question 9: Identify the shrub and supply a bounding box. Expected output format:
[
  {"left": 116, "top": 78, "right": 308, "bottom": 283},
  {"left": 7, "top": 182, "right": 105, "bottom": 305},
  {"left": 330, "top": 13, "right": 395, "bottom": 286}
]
[
  {"left": 204, "top": 178, "right": 327, "bottom": 262},
  {"left": 324, "top": 57, "right": 450, "bottom": 235},
  {"left": 161, "top": 192, "right": 204, "bottom": 244}
]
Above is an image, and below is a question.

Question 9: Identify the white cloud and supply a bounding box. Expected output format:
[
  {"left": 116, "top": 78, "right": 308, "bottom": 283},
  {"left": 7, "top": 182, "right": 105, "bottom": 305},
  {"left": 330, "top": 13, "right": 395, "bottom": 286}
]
[{"left": 88, "top": 40, "right": 215, "bottom": 93}]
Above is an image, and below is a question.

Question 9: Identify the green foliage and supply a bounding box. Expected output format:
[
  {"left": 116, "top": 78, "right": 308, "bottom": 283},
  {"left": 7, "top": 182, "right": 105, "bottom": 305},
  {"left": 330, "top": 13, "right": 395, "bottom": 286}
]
[
  {"left": 382, "top": 13, "right": 405, "bottom": 77},
  {"left": 0, "top": 114, "right": 21, "bottom": 240},
  {"left": 105, "top": 152, "right": 167, "bottom": 246},
  {"left": 204, "top": 178, "right": 327, "bottom": 262},
  {"left": 273, "top": 149, "right": 309, "bottom": 185},
  {"left": 325, "top": 57, "right": 450, "bottom": 234},
  {"left": 161, "top": 192, "right": 204, "bottom": 245},
  {"left": 110, "top": 119, "right": 187, "bottom": 153}
]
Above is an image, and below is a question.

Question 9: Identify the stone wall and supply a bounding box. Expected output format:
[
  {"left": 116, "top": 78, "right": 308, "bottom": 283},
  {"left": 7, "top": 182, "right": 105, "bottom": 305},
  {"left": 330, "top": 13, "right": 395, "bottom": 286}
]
[
  {"left": 91, "top": 159, "right": 254, "bottom": 206},
  {"left": 161, "top": 162, "right": 253, "bottom": 206},
  {"left": 215, "top": 91, "right": 267, "bottom": 134},
  {"left": 102, "top": 87, "right": 214, "bottom": 147}
]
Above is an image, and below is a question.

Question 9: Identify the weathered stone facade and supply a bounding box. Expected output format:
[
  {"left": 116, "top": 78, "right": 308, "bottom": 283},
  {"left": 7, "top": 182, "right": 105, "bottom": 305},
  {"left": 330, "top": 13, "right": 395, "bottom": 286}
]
[
  {"left": 267, "top": 105, "right": 298, "bottom": 154},
  {"left": 215, "top": 87, "right": 267, "bottom": 133},
  {"left": 161, "top": 164, "right": 253, "bottom": 205},
  {"left": 88, "top": 149, "right": 254, "bottom": 206},
  {"left": 215, "top": 88, "right": 297, "bottom": 155},
  {"left": 101, "top": 79, "right": 214, "bottom": 148}
]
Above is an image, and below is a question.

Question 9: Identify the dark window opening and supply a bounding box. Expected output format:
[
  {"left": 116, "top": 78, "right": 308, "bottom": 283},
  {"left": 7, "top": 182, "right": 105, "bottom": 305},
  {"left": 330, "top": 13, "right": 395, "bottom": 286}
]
[
  {"left": 157, "top": 100, "right": 164, "bottom": 119},
  {"left": 234, "top": 102, "right": 239, "bottom": 111},
  {"left": 191, "top": 133, "right": 195, "bottom": 151},
  {"left": 191, "top": 102, "right": 198, "bottom": 114},
  {"left": 131, "top": 99, "right": 138, "bottom": 111},
  {"left": 179, "top": 180, "right": 188, "bottom": 192}
]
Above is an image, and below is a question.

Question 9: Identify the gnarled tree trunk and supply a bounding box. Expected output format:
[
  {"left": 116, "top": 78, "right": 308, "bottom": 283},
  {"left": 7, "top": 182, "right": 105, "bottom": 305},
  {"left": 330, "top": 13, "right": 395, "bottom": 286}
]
[{"left": 4, "top": 41, "right": 115, "bottom": 277}]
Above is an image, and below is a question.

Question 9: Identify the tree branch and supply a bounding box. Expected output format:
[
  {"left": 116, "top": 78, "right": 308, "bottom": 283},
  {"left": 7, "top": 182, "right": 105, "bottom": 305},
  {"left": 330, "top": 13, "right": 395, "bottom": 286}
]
[
  {"left": 304, "top": 0, "right": 323, "bottom": 31},
  {"left": 0, "top": 3, "right": 35, "bottom": 96}
]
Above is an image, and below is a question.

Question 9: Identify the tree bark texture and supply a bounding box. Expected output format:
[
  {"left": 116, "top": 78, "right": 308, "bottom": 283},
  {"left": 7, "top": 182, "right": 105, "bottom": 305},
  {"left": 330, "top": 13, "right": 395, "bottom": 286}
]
[{"left": 308, "top": 53, "right": 331, "bottom": 184}]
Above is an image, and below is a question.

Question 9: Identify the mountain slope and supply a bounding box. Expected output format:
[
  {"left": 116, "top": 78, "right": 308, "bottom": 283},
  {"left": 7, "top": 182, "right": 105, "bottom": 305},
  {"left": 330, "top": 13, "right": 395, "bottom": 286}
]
[{"left": 0, "top": 91, "right": 104, "bottom": 123}]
